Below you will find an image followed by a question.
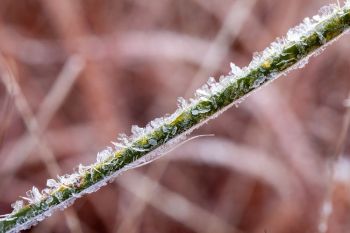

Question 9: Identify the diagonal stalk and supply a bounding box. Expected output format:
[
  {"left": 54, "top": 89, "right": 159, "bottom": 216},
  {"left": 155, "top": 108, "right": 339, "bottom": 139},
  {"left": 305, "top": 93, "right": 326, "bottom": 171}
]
[{"left": 1, "top": 2, "right": 350, "bottom": 233}]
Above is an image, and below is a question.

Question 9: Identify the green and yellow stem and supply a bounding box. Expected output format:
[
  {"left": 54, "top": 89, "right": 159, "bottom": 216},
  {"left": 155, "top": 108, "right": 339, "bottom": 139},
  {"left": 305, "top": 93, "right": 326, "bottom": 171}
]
[{"left": 1, "top": 3, "right": 350, "bottom": 233}]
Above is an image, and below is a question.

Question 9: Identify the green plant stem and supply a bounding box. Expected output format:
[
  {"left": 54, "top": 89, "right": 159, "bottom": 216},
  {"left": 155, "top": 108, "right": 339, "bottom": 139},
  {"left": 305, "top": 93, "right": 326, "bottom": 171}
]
[{"left": 1, "top": 3, "right": 350, "bottom": 233}]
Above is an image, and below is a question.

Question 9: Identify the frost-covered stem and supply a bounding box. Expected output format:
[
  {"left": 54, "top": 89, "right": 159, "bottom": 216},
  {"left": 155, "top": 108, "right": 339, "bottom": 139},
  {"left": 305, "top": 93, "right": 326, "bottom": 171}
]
[{"left": 1, "top": 3, "right": 350, "bottom": 233}]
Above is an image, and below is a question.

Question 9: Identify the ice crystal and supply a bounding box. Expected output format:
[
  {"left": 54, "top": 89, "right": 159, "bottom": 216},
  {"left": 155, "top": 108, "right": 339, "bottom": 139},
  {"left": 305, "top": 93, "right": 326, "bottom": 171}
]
[
  {"left": 150, "top": 117, "right": 165, "bottom": 130},
  {"left": 148, "top": 138, "right": 158, "bottom": 146},
  {"left": 0, "top": 214, "right": 11, "bottom": 221},
  {"left": 216, "top": 75, "right": 230, "bottom": 89},
  {"left": 252, "top": 76, "right": 267, "bottom": 88},
  {"left": 117, "top": 133, "right": 130, "bottom": 145},
  {"left": 77, "top": 164, "right": 89, "bottom": 175},
  {"left": 25, "top": 187, "right": 42, "bottom": 204},
  {"left": 54, "top": 191, "right": 64, "bottom": 202},
  {"left": 268, "top": 38, "right": 286, "bottom": 55},
  {"left": 11, "top": 200, "right": 24, "bottom": 213},
  {"left": 206, "top": 76, "right": 225, "bottom": 97},
  {"left": 319, "top": 4, "right": 339, "bottom": 18},
  {"left": 96, "top": 147, "right": 114, "bottom": 163},
  {"left": 195, "top": 84, "right": 211, "bottom": 99},
  {"left": 46, "top": 179, "right": 59, "bottom": 189},
  {"left": 131, "top": 125, "right": 145, "bottom": 139},
  {"left": 246, "top": 3, "right": 347, "bottom": 73},
  {"left": 57, "top": 173, "right": 80, "bottom": 186},
  {"left": 177, "top": 97, "right": 189, "bottom": 109},
  {"left": 286, "top": 17, "right": 317, "bottom": 42},
  {"left": 191, "top": 108, "right": 211, "bottom": 116},
  {"left": 46, "top": 196, "right": 54, "bottom": 204},
  {"left": 346, "top": 0, "right": 350, "bottom": 8},
  {"left": 41, "top": 188, "right": 51, "bottom": 196},
  {"left": 111, "top": 141, "right": 127, "bottom": 150},
  {"left": 206, "top": 77, "right": 216, "bottom": 87}
]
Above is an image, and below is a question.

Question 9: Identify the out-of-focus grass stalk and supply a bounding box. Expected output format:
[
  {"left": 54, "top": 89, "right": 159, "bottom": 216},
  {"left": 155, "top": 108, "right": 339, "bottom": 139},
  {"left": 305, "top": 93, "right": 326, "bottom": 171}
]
[{"left": 1, "top": 2, "right": 350, "bottom": 233}]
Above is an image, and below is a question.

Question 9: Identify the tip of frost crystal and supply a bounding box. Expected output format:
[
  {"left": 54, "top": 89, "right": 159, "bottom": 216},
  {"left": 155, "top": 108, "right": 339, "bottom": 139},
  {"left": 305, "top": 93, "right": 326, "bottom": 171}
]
[
  {"left": 318, "top": 4, "right": 339, "bottom": 18},
  {"left": 117, "top": 133, "right": 130, "bottom": 145},
  {"left": 177, "top": 97, "right": 188, "bottom": 109},
  {"left": 195, "top": 84, "right": 211, "bottom": 99},
  {"left": 11, "top": 200, "right": 24, "bottom": 213},
  {"left": 131, "top": 125, "right": 145, "bottom": 139},
  {"left": 78, "top": 164, "right": 89, "bottom": 175},
  {"left": 206, "top": 77, "right": 223, "bottom": 94},
  {"left": 57, "top": 173, "right": 80, "bottom": 186},
  {"left": 25, "top": 187, "right": 43, "bottom": 204},
  {"left": 229, "top": 63, "right": 242, "bottom": 76},
  {"left": 96, "top": 148, "right": 114, "bottom": 163},
  {"left": 207, "top": 77, "right": 216, "bottom": 86},
  {"left": 345, "top": 0, "right": 350, "bottom": 7},
  {"left": 47, "top": 179, "right": 59, "bottom": 189}
]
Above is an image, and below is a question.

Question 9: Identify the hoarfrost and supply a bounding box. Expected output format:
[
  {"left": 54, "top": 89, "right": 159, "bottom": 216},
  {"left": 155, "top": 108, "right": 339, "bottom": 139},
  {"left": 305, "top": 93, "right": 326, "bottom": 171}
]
[
  {"left": 177, "top": 97, "right": 189, "bottom": 109},
  {"left": 57, "top": 173, "right": 80, "bottom": 186},
  {"left": 111, "top": 141, "right": 127, "bottom": 150},
  {"left": 248, "top": 3, "right": 343, "bottom": 71},
  {"left": 0, "top": 214, "right": 8, "bottom": 219},
  {"left": 286, "top": 17, "right": 315, "bottom": 42},
  {"left": 346, "top": 0, "right": 350, "bottom": 8},
  {"left": 191, "top": 106, "right": 211, "bottom": 116},
  {"left": 206, "top": 77, "right": 216, "bottom": 87},
  {"left": 25, "top": 187, "right": 42, "bottom": 204},
  {"left": 252, "top": 76, "right": 267, "bottom": 88},
  {"left": 131, "top": 125, "right": 145, "bottom": 139},
  {"left": 117, "top": 133, "right": 130, "bottom": 145},
  {"left": 45, "top": 196, "right": 54, "bottom": 205},
  {"left": 77, "top": 164, "right": 89, "bottom": 175},
  {"left": 41, "top": 188, "right": 51, "bottom": 196},
  {"left": 313, "top": 14, "right": 322, "bottom": 22},
  {"left": 148, "top": 138, "right": 158, "bottom": 146},
  {"left": 207, "top": 77, "right": 223, "bottom": 93},
  {"left": 11, "top": 200, "right": 24, "bottom": 213},
  {"left": 318, "top": 4, "right": 339, "bottom": 18},
  {"left": 46, "top": 179, "right": 59, "bottom": 189},
  {"left": 269, "top": 38, "right": 287, "bottom": 54},
  {"left": 195, "top": 84, "right": 211, "bottom": 99},
  {"left": 96, "top": 147, "right": 114, "bottom": 163},
  {"left": 148, "top": 117, "right": 165, "bottom": 131},
  {"left": 229, "top": 63, "right": 243, "bottom": 76}
]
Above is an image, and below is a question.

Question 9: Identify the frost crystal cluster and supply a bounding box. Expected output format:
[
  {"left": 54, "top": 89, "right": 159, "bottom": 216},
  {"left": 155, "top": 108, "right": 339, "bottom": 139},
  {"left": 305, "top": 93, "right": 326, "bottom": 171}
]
[{"left": 1, "top": 2, "right": 350, "bottom": 233}]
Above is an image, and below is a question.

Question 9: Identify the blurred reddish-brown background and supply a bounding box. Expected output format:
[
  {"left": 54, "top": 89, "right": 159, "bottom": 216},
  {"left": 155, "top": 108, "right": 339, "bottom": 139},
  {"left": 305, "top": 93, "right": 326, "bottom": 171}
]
[{"left": 0, "top": 0, "right": 350, "bottom": 232}]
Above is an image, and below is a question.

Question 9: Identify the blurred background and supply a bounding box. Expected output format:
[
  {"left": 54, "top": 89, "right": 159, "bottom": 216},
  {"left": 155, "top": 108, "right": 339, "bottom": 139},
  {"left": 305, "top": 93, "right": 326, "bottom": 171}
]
[{"left": 0, "top": 0, "right": 350, "bottom": 232}]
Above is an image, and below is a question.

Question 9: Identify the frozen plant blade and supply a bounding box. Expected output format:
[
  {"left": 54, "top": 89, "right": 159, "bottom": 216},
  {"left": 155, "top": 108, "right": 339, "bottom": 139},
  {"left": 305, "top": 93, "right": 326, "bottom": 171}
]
[{"left": 1, "top": 2, "right": 350, "bottom": 233}]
